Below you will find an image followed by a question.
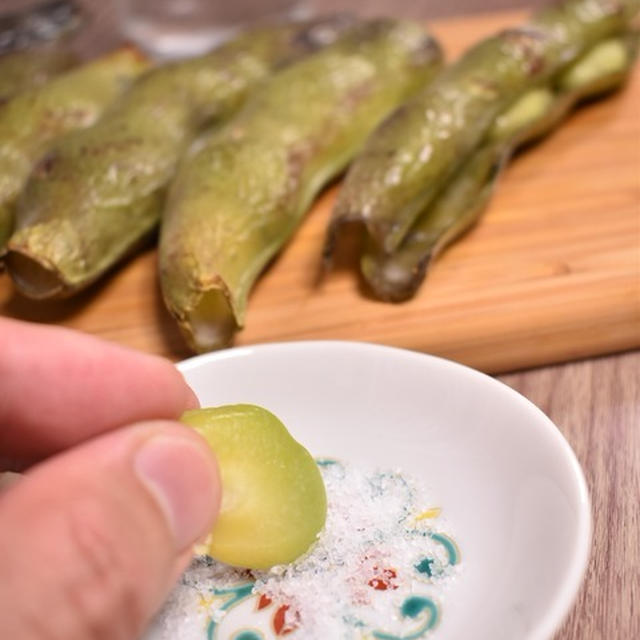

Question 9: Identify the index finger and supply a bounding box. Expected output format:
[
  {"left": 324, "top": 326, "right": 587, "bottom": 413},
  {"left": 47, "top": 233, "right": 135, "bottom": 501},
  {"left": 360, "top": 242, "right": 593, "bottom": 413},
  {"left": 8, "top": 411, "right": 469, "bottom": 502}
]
[{"left": 0, "top": 318, "right": 198, "bottom": 460}]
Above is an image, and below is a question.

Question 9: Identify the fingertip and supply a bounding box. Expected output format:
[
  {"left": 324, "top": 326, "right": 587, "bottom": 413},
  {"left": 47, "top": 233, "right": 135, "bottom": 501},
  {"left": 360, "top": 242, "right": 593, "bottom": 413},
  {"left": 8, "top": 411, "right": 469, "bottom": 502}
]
[
  {"left": 134, "top": 428, "right": 220, "bottom": 551},
  {"left": 0, "top": 322, "right": 203, "bottom": 459},
  {"left": 0, "top": 419, "right": 221, "bottom": 639},
  {"left": 145, "top": 356, "right": 200, "bottom": 414},
  {"left": 184, "top": 384, "right": 200, "bottom": 410}
]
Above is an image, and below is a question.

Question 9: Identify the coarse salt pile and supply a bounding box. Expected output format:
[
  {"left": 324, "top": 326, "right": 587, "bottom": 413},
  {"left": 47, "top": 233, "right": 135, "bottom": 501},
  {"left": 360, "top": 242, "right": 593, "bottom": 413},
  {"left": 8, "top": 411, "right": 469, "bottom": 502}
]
[{"left": 145, "top": 460, "right": 462, "bottom": 640}]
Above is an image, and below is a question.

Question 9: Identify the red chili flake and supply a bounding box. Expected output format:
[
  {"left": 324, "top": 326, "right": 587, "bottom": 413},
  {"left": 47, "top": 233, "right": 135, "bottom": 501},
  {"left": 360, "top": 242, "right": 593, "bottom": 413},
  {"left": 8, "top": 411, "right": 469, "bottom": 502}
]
[
  {"left": 257, "top": 594, "right": 272, "bottom": 610},
  {"left": 368, "top": 567, "right": 399, "bottom": 591},
  {"left": 273, "top": 604, "right": 301, "bottom": 635}
]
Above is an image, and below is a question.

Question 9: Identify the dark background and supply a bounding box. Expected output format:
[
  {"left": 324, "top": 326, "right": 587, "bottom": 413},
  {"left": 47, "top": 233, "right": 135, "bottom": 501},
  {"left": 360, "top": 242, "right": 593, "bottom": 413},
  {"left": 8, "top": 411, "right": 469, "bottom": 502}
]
[{"left": 6, "top": 0, "right": 546, "bottom": 55}]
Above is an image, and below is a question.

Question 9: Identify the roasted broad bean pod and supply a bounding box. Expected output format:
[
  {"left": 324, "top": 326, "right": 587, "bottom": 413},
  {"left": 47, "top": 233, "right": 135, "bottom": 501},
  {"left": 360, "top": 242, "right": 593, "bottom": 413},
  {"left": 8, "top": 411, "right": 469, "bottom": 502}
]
[
  {"left": 159, "top": 19, "right": 443, "bottom": 352},
  {"left": 0, "top": 48, "right": 78, "bottom": 105},
  {"left": 5, "top": 16, "right": 357, "bottom": 296},
  {"left": 327, "top": 0, "right": 638, "bottom": 260},
  {"left": 361, "top": 33, "right": 639, "bottom": 301},
  {"left": 0, "top": 47, "right": 148, "bottom": 255}
]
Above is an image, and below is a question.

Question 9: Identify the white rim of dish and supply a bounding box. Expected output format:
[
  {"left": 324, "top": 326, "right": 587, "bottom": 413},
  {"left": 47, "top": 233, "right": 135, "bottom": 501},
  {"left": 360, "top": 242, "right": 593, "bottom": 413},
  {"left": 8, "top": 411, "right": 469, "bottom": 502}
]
[{"left": 178, "top": 339, "right": 592, "bottom": 640}]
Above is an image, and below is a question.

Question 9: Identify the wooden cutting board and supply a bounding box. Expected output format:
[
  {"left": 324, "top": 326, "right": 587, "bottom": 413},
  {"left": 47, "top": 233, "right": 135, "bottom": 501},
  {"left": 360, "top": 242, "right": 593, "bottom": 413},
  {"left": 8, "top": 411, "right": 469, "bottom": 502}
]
[{"left": 1, "top": 10, "right": 638, "bottom": 374}]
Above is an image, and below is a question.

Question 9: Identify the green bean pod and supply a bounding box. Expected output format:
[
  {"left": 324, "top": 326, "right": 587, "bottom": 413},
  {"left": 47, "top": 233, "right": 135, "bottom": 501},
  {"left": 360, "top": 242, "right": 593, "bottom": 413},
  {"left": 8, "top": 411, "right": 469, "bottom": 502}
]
[
  {"left": 361, "top": 33, "right": 639, "bottom": 301},
  {"left": 159, "top": 19, "right": 443, "bottom": 352},
  {"left": 361, "top": 146, "right": 505, "bottom": 302},
  {"left": 327, "top": 0, "right": 638, "bottom": 258},
  {"left": 5, "top": 16, "right": 357, "bottom": 297},
  {"left": 0, "top": 46, "right": 148, "bottom": 255},
  {"left": 0, "top": 48, "right": 78, "bottom": 105}
]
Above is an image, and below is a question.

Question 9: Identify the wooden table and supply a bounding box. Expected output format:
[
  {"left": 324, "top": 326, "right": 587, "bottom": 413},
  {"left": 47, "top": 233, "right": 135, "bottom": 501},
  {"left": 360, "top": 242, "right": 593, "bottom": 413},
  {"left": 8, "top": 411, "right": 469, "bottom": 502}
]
[{"left": 2, "top": 1, "right": 639, "bottom": 638}]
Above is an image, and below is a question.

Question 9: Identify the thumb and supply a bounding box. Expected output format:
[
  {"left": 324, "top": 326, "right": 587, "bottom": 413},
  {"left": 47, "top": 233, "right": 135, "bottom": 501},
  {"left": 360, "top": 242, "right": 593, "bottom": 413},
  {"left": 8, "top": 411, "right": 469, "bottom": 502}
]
[{"left": 0, "top": 421, "right": 221, "bottom": 640}]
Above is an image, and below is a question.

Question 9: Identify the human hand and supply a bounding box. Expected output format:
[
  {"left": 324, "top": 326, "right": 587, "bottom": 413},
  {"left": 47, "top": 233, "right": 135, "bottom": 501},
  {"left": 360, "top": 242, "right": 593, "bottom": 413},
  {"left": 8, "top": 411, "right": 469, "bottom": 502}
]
[{"left": 0, "top": 318, "right": 221, "bottom": 640}]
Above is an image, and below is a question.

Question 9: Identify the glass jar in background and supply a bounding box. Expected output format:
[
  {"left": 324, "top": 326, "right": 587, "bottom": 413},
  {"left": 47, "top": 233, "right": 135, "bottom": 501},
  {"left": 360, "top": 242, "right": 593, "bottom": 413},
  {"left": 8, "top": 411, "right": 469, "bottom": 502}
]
[{"left": 116, "top": 0, "right": 311, "bottom": 59}]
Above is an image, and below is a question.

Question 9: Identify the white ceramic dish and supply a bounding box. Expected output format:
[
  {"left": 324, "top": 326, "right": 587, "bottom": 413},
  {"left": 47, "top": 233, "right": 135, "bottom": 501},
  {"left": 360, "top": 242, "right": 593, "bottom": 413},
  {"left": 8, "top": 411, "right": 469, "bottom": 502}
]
[{"left": 174, "top": 341, "right": 591, "bottom": 640}]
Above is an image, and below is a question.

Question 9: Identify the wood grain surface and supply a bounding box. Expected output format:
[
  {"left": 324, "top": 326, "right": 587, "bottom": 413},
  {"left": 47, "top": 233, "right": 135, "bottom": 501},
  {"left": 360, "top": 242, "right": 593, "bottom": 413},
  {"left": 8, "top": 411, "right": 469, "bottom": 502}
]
[
  {"left": 501, "top": 352, "right": 640, "bottom": 639},
  {"left": 1, "top": 3, "right": 639, "bottom": 639}
]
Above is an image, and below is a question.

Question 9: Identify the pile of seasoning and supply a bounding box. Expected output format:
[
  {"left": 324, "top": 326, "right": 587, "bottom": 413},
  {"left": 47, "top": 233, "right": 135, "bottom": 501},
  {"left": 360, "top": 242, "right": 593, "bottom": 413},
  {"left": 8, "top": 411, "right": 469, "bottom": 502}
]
[{"left": 146, "top": 460, "right": 462, "bottom": 640}]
